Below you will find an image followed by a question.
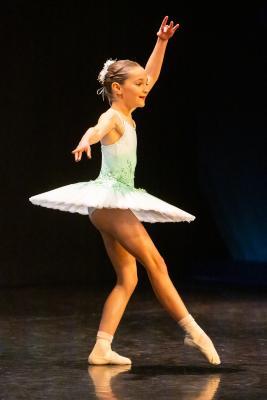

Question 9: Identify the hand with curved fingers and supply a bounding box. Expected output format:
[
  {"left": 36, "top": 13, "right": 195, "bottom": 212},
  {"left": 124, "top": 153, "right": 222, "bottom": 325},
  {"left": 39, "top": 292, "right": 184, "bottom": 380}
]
[
  {"left": 157, "top": 16, "right": 180, "bottom": 40},
  {"left": 71, "top": 140, "right": 92, "bottom": 162}
]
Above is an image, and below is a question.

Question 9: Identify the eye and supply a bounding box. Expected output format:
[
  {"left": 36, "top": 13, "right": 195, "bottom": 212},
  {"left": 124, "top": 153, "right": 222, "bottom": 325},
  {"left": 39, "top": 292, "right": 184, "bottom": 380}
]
[{"left": 135, "top": 82, "right": 142, "bottom": 86}]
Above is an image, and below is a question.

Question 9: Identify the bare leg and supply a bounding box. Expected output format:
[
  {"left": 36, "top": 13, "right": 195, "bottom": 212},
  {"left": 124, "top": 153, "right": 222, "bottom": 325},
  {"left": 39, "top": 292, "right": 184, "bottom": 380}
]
[
  {"left": 96, "top": 230, "right": 138, "bottom": 336},
  {"left": 90, "top": 208, "right": 189, "bottom": 323},
  {"left": 89, "top": 208, "right": 221, "bottom": 365},
  {"left": 88, "top": 214, "right": 138, "bottom": 364}
]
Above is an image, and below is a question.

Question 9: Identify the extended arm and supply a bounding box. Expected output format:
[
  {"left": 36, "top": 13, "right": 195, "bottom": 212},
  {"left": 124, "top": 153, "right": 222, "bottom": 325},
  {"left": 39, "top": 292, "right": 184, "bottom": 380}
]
[
  {"left": 145, "top": 16, "right": 179, "bottom": 91},
  {"left": 71, "top": 111, "right": 121, "bottom": 162}
]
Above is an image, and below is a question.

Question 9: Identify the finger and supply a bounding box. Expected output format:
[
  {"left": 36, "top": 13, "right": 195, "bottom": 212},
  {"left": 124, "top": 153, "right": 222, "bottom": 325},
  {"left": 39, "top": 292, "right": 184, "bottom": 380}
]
[
  {"left": 172, "top": 23, "right": 180, "bottom": 33},
  {"left": 160, "top": 15, "right": 168, "bottom": 30},
  {"left": 74, "top": 150, "right": 79, "bottom": 160}
]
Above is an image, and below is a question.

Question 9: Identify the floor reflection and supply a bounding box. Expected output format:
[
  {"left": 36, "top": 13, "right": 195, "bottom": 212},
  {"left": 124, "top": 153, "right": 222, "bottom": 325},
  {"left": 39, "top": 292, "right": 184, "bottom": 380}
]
[
  {"left": 88, "top": 365, "right": 221, "bottom": 400},
  {"left": 88, "top": 365, "right": 132, "bottom": 399}
]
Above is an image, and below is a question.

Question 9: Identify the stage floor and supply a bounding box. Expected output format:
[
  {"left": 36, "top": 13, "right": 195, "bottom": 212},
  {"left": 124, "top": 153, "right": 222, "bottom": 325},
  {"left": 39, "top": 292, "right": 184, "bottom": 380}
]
[{"left": 0, "top": 283, "right": 266, "bottom": 399}]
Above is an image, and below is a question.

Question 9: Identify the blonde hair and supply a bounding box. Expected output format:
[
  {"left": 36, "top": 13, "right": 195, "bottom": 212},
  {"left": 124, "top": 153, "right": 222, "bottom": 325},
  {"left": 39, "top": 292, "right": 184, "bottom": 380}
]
[{"left": 97, "top": 59, "right": 141, "bottom": 105}]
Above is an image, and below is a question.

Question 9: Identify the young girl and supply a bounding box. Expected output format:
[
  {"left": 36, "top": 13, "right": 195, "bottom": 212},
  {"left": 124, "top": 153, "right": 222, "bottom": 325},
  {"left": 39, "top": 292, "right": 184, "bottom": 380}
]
[{"left": 29, "top": 16, "right": 221, "bottom": 366}]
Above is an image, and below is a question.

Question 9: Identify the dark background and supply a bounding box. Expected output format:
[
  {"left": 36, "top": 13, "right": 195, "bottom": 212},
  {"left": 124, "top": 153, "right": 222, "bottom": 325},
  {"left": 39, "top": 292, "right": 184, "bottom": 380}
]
[{"left": 1, "top": 2, "right": 266, "bottom": 288}]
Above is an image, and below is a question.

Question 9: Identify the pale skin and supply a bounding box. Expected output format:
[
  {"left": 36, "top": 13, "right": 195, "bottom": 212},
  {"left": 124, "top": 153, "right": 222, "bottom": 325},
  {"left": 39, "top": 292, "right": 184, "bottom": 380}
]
[{"left": 72, "top": 17, "right": 189, "bottom": 336}]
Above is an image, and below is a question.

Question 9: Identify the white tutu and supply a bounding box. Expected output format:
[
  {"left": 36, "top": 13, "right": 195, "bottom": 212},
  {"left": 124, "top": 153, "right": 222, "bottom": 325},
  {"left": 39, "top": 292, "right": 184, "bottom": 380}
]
[{"left": 29, "top": 178, "right": 196, "bottom": 223}]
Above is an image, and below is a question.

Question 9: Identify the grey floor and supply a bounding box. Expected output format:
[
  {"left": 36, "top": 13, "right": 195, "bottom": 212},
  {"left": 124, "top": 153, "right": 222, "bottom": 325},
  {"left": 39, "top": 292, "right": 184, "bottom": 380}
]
[{"left": 0, "top": 283, "right": 266, "bottom": 399}]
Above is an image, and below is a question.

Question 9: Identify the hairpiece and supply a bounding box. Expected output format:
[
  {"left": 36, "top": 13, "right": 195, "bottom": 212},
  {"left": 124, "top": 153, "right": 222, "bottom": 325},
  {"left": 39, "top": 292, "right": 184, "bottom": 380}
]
[{"left": 97, "top": 58, "right": 117, "bottom": 84}]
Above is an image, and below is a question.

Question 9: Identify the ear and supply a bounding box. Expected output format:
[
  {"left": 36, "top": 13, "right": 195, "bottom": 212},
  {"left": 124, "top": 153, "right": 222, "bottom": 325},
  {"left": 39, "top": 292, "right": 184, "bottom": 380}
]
[{"left": 111, "top": 82, "right": 122, "bottom": 95}]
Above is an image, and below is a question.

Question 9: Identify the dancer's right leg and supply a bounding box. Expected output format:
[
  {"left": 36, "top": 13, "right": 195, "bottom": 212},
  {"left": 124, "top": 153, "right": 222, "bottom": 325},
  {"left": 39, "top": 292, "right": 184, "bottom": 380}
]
[
  {"left": 90, "top": 208, "right": 221, "bottom": 365},
  {"left": 96, "top": 229, "right": 138, "bottom": 336},
  {"left": 88, "top": 229, "right": 137, "bottom": 365}
]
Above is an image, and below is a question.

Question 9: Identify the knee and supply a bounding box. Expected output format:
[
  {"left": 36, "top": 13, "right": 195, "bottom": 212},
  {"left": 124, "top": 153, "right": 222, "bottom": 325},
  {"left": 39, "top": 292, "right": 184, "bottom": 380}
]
[
  {"left": 117, "top": 274, "right": 138, "bottom": 296},
  {"left": 145, "top": 253, "right": 168, "bottom": 277}
]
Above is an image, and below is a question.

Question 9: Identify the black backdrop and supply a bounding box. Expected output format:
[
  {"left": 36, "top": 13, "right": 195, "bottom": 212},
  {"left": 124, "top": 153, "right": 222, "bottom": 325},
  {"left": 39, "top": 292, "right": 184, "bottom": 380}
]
[{"left": 1, "top": 2, "right": 266, "bottom": 287}]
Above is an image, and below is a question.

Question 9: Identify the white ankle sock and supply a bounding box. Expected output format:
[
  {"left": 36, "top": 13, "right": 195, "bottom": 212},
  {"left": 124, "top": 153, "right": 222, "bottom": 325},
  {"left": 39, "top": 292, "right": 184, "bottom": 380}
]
[
  {"left": 88, "top": 330, "right": 132, "bottom": 365},
  {"left": 178, "top": 314, "right": 221, "bottom": 365}
]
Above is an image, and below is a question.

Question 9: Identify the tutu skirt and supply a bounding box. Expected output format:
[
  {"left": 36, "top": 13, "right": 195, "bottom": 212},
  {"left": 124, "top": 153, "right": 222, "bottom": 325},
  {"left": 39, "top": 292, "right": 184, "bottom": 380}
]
[{"left": 29, "top": 176, "right": 196, "bottom": 223}]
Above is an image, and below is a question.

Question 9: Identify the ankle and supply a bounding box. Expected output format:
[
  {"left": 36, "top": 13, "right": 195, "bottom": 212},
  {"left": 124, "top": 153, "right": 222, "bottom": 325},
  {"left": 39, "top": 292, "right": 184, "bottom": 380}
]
[
  {"left": 97, "top": 330, "right": 114, "bottom": 343},
  {"left": 92, "top": 330, "right": 114, "bottom": 355},
  {"left": 177, "top": 313, "right": 195, "bottom": 327},
  {"left": 177, "top": 313, "right": 204, "bottom": 338}
]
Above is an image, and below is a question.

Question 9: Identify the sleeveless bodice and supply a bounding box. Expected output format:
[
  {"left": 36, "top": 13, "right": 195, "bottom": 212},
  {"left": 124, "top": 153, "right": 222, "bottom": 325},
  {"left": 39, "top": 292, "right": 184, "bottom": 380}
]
[{"left": 96, "top": 111, "right": 137, "bottom": 187}]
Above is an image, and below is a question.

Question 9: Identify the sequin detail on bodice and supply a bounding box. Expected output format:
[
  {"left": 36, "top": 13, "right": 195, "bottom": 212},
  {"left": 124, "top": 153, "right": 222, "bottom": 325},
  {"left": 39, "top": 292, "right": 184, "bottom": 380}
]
[{"left": 95, "top": 110, "right": 137, "bottom": 188}]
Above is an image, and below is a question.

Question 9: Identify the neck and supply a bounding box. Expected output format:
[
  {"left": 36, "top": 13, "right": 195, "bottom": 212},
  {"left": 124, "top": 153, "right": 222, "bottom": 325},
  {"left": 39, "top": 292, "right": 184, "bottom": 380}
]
[{"left": 110, "top": 101, "right": 136, "bottom": 117}]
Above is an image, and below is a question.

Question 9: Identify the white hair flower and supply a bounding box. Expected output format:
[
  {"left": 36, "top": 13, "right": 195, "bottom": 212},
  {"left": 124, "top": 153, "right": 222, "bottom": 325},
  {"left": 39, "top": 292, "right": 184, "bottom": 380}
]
[{"left": 97, "top": 58, "right": 117, "bottom": 84}]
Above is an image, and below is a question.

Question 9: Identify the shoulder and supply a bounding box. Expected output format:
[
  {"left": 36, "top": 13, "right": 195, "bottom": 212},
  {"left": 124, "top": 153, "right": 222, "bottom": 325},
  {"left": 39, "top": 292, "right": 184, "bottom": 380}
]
[{"left": 98, "top": 108, "right": 124, "bottom": 133}]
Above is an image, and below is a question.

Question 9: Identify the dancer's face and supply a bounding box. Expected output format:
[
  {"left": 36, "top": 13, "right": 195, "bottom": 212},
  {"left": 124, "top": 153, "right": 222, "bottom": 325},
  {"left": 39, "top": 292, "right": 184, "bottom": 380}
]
[{"left": 112, "top": 66, "right": 149, "bottom": 109}]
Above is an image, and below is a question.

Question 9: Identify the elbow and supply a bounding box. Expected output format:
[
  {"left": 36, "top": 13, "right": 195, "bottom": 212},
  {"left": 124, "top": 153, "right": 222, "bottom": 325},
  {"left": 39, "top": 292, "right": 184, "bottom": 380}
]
[
  {"left": 94, "top": 127, "right": 102, "bottom": 141},
  {"left": 146, "top": 75, "right": 157, "bottom": 92}
]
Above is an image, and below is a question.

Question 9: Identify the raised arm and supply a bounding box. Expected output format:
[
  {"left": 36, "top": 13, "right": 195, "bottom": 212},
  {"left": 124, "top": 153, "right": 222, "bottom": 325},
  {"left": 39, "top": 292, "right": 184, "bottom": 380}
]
[{"left": 145, "top": 16, "right": 180, "bottom": 92}]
